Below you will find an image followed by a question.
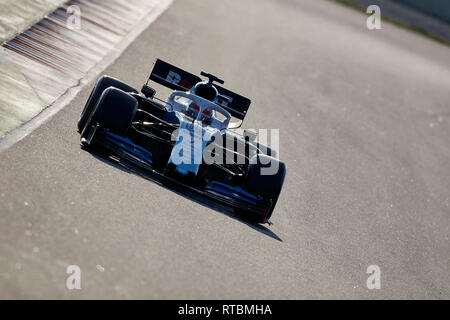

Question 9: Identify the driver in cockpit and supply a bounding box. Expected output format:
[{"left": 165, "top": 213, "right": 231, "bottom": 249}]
[
  {"left": 186, "top": 80, "right": 218, "bottom": 125},
  {"left": 191, "top": 80, "right": 219, "bottom": 102}
]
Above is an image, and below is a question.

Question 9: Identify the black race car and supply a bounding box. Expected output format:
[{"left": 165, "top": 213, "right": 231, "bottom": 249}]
[{"left": 78, "top": 59, "right": 286, "bottom": 224}]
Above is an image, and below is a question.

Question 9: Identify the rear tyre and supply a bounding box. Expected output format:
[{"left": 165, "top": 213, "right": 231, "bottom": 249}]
[
  {"left": 84, "top": 87, "right": 138, "bottom": 136},
  {"left": 78, "top": 75, "right": 137, "bottom": 132},
  {"left": 242, "top": 154, "right": 286, "bottom": 223}
]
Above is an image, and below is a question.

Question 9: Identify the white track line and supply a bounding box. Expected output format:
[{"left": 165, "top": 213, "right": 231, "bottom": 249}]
[{"left": 0, "top": 0, "right": 172, "bottom": 153}]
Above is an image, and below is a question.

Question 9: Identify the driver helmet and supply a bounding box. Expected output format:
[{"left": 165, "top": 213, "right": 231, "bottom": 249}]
[{"left": 191, "top": 81, "right": 218, "bottom": 102}]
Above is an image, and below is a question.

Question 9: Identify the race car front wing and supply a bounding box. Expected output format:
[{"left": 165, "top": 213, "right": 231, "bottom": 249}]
[{"left": 82, "top": 126, "right": 273, "bottom": 223}]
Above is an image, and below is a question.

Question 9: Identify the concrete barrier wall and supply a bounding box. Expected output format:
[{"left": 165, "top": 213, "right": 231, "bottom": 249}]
[
  {"left": 335, "top": 0, "right": 450, "bottom": 43},
  {"left": 392, "top": 0, "right": 450, "bottom": 23}
]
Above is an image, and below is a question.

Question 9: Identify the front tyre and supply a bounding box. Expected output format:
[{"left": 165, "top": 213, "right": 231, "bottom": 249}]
[
  {"left": 83, "top": 87, "right": 138, "bottom": 137},
  {"left": 78, "top": 75, "right": 137, "bottom": 133},
  {"left": 242, "top": 154, "right": 286, "bottom": 223}
]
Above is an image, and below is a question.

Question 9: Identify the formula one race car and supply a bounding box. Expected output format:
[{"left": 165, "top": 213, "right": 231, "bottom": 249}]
[{"left": 77, "top": 59, "right": 286, "bottom": 224}]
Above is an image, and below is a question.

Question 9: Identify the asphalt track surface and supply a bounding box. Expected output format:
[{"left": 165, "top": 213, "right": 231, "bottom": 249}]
[{"left": 1, "top": 0, "right": 449, "bottom": 299}]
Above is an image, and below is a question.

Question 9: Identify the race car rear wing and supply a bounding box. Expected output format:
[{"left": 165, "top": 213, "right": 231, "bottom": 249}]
[{"left": 149, "top": 59, "right": 251, "bottom": 120}]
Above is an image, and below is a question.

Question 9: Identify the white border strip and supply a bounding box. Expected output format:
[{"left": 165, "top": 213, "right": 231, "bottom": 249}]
[{"left": 0, "top": 0, "right": 173, "bottom": 153}]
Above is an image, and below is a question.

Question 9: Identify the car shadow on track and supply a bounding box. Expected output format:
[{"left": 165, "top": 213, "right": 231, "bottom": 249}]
[{"left": 83, "top": 146, "right": 283, "bottom": 242}]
